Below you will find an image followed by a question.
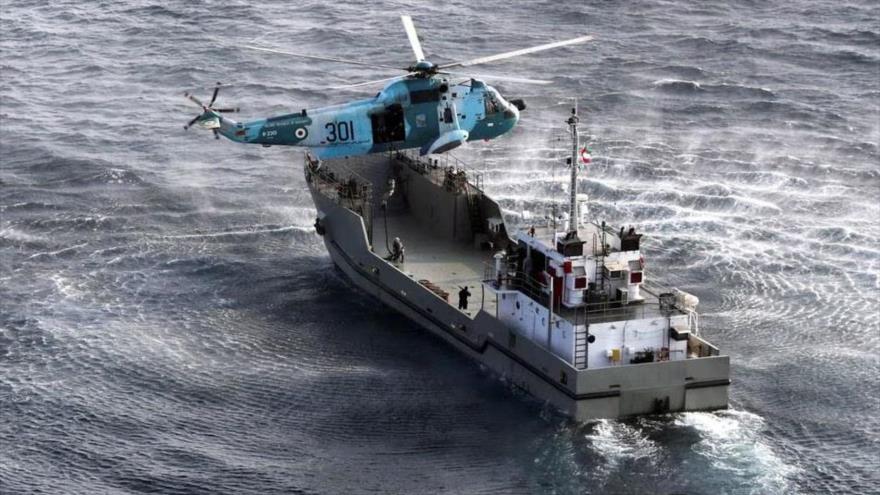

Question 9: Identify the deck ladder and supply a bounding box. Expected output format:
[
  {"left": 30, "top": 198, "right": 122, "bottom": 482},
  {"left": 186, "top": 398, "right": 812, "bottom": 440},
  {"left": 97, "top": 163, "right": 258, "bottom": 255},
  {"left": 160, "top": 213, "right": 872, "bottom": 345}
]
[{"left": 573, "top": 325, "right": 588, "bottom": 369}]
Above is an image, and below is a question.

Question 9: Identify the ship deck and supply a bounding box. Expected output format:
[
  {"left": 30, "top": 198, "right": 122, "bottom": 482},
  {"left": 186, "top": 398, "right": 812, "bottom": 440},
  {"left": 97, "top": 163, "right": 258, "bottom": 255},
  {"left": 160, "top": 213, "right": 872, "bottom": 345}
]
[{"left": 372, "top": 210, "right": 498, "bottom": 319}]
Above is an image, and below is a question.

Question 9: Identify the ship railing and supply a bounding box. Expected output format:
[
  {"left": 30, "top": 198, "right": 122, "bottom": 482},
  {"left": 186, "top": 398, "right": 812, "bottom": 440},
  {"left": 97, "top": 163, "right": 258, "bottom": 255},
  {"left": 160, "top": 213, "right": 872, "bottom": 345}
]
[
  {"left": 394, "top": 149, "right": 484, "bottom": 193},
  {"left": 303, "top": 153, "right": 374, "bottom": 234},
  {"left": 571, "top": 280, "right": 699, "bottom": 324},
  {"left": 641, "top": 282, "right": 701, "bottom": 335},
  {"left": 568, "top": 298, "right": 669, "bottom": 327},
  {"left": 481, "top": 265, "right": 550, "bottom": 305},
  {"left": 482, "top": 263, "right": 699, "bottom": 328},
  {"left": 688, "top": 334, "right": 721, "bottom": 357}
]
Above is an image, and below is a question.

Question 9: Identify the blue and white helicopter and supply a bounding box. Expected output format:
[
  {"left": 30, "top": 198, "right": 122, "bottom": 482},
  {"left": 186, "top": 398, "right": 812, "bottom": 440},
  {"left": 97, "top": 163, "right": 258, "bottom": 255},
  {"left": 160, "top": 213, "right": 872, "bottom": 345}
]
[{"left": 184, "top": 16, "right": 592, "bottom": 159}]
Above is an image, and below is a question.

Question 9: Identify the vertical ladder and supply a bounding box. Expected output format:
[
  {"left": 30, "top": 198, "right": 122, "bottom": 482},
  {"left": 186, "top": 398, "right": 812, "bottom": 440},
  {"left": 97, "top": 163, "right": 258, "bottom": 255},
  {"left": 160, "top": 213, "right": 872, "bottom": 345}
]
[
  {"left": 573, "top": 325, "right": 588, "bottom": 369},
  {"left": 593, "top": 234, "right": 605, "bottom": 291}
]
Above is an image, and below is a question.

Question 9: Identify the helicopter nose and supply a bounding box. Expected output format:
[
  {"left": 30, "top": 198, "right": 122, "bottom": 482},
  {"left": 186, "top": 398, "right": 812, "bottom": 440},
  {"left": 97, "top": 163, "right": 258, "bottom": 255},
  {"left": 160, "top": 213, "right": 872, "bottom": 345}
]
[
  {"left": 509, "top": 102, "right": 520, "bottom": 124},
  {"left": 510, "top": 98, "right": 526, "bottom": 111}
]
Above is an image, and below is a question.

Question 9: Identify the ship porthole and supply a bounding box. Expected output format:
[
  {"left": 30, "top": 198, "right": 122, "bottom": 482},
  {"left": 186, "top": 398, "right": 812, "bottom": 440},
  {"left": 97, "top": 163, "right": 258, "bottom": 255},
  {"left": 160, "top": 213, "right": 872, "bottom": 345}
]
[{"left": 295, "top": 127, "right": 308, "bottom": 139}]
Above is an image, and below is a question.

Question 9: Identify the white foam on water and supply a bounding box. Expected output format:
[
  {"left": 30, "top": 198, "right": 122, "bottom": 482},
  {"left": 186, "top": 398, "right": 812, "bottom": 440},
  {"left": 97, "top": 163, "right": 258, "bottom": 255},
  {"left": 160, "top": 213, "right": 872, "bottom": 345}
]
[
  {"left": 50, "top": 273, "right": 84, "bottom": 299},
  {"left": 25, "top": 242, "right": 89, "bottom": 260},
  {"left": 584, "top": 419, "right": 662, "bottom": 474},
  {"left": 0, "top": 227, "right": 46, "bottom": 244},
  {"left": 676, "top": 410, "right": 800, "bottom": 494}
]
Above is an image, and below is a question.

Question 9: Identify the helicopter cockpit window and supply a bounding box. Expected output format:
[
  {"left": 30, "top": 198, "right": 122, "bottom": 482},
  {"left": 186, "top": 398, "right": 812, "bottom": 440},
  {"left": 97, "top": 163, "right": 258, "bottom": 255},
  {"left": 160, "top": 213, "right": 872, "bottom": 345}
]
[{"left": 485, "top": 97, "right": 500, "bottom": 115}]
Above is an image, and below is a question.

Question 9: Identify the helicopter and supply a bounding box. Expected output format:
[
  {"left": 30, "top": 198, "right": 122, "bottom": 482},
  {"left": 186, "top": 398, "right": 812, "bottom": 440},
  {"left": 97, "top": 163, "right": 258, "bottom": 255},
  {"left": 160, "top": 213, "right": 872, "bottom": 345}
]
[{"left": 183, "top": 16, "right": 592, "bottom": 160}]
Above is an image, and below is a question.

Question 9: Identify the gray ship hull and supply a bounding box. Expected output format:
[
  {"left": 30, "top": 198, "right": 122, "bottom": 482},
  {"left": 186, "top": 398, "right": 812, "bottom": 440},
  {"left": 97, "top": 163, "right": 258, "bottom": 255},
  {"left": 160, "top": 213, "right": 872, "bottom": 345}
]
[{"left": 306, "top": 154, "right": 729, "bottom": 421}]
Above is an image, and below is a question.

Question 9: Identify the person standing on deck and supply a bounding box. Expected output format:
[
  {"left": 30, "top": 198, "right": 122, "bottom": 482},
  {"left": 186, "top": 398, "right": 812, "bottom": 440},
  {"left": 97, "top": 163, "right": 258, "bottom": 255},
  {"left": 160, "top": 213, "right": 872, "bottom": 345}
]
[
  {"left": 390, "top": 237, "right": 405, "bottom": 263},
  {"left": 458, "top": 286, "right": 472, "bottom": 310}
]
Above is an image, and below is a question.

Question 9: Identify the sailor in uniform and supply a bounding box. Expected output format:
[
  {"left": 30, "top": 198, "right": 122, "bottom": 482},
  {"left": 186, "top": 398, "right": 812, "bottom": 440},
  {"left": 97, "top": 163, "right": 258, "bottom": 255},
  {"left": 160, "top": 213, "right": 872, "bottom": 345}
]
[{"left": 458, "top": 286, "right": 471, "bottom": 310}]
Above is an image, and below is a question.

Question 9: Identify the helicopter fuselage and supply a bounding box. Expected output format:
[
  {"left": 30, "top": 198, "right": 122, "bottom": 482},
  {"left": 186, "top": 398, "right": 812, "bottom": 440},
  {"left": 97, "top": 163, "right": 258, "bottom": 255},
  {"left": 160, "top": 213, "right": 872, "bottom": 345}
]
[{"left": 207, "top": 77, "right": 520, "bottom": 159}]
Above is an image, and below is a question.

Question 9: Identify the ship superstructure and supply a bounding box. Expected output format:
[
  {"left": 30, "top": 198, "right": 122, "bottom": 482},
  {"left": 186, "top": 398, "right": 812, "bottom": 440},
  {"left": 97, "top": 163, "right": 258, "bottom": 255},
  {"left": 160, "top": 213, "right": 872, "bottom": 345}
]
[{"left": 304, "top": 108, "right": 729, "bottom": 420}]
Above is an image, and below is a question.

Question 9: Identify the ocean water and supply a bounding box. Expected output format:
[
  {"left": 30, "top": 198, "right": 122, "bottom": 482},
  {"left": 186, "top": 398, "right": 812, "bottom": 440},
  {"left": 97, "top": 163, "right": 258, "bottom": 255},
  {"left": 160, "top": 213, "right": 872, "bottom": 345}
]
[{"left": 1, "top": 1, "right": 878, "bottom": 494}]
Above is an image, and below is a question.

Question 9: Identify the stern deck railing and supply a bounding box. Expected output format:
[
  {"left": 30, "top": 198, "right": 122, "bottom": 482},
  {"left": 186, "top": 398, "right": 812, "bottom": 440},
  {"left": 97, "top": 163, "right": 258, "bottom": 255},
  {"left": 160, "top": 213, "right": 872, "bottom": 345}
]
[
  {"left": 395, "top": 149, "right": 484, "bottom": 193},
  {"left": 304, "top": 153, "right": 375, "bottom": 240}
]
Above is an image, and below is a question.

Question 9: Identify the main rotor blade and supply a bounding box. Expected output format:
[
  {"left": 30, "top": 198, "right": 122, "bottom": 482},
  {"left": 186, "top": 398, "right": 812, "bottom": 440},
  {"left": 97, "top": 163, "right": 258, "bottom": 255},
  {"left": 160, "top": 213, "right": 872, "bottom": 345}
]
[
  {"left": 328, "top": 74, "right": 408, "bottom": 90},
  {"left": 184, "top": 92, "right": 204, "bottom": 107},
  {"left": 401, "top": 15, "right": 425, "bottom": 62},
  {"left": 209, "top": 84, "right": 220, "bottom": 106},
  {"left": 213, "top": 107, "right": 239, "bottom": 113},
  {"left": 438, "top": 35, "right": 593, "bottom": 69},
  {"left": 243, "top": 45, "right": 403, "bottom": 70},
  {"left": 443, "top": 71, "right": 552, "bottom": 85},
  {"left": 184, "top": 115, "right": 200, "bottom": 130}
]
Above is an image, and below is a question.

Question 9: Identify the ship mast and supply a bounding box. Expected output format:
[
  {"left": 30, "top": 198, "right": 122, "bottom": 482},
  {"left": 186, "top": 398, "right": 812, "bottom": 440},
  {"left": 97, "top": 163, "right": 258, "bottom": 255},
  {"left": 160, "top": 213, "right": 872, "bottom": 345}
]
[{"left": 567, "top": 106, "right": 580, "bottom": 237}]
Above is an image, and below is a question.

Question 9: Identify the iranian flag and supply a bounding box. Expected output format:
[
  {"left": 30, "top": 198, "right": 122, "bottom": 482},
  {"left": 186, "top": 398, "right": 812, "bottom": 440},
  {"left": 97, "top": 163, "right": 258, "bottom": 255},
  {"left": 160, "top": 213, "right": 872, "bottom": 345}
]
[{"left": 579, "top": 146, "right": 592, "bottom": 164}]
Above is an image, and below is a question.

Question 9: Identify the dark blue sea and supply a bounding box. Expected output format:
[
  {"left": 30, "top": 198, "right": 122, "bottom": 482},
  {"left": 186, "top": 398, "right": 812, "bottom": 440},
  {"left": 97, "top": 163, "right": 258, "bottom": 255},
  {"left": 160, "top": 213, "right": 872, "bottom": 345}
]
[{"left": 1, "top": 1, "right": 878, "bottom": 493}]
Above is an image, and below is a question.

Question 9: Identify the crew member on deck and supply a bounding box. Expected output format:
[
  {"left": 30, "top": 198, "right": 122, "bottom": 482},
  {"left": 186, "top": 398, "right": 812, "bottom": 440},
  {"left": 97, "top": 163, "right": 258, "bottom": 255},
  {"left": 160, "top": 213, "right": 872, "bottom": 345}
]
[
  {"left": 390, "top": 237, "right": 405, "bottom": 263},
  {"left": 458, "top": 286, "right": 471, "bottom": 310}
]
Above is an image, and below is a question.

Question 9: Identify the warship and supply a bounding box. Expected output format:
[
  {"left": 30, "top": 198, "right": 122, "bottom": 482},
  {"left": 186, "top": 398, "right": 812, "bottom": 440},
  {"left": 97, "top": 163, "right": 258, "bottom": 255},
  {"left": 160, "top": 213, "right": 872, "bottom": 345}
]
[{"left": 305, "top": 108, "right": 729, "bottom": 420}]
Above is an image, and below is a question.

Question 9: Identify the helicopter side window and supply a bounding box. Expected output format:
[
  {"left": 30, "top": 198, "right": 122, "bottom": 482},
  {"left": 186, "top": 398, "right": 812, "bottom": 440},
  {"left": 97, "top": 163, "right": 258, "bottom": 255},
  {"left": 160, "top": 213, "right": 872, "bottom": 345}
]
[{"left": 370, "top": 103, "right": 406, "bottom": 144}]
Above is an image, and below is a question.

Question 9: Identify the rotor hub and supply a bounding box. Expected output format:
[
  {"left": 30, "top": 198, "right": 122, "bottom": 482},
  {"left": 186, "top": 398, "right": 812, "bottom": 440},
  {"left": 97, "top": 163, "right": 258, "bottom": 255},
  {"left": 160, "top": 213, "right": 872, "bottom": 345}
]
[{"left": 412, "top": 60, "right": 436, "bottom": 73}]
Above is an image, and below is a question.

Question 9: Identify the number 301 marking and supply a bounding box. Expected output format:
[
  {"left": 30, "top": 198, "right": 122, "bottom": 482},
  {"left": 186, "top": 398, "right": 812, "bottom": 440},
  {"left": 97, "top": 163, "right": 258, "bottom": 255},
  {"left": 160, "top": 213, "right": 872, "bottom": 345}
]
[{"left": 325, "top": 121, "right": 355, "bottom": 143}]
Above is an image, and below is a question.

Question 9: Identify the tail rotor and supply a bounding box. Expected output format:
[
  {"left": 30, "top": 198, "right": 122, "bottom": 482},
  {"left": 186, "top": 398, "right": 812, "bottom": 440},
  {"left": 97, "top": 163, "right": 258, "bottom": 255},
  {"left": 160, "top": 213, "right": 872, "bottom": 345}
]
[{"left": 183, "top": 82, "right": 240, "bottom": 139}]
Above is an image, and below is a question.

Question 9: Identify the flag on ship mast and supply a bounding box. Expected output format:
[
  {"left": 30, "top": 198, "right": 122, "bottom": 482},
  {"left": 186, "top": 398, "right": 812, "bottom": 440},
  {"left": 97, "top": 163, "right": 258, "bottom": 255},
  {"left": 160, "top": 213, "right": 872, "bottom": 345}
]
[{"left": 579, "top": 146, "right": 592, "bottom": 166}]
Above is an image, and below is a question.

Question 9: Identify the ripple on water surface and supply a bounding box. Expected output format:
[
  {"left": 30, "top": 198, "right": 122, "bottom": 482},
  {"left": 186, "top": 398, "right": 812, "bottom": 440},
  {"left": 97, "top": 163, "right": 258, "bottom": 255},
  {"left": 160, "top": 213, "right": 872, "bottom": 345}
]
[{"left": 2, "top": 0, "right": 879, "bottom": 493}]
